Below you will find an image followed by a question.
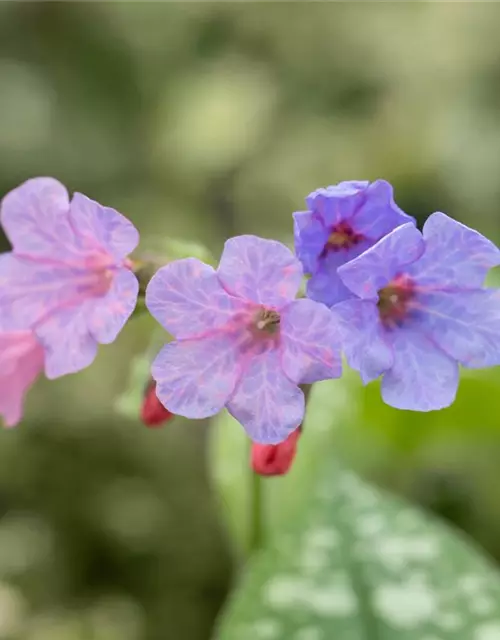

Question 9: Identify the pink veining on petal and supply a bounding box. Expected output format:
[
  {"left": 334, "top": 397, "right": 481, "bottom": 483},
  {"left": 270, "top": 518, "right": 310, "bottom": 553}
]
[
  {"left": 146, "top": 236, "right": 343, "bottom": 443},
  {"left": 0, "top": 178, "right": 140, "bottom": 378}
]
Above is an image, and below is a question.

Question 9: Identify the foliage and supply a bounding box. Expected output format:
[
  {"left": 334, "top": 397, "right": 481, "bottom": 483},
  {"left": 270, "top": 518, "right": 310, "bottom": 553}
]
[{"left": 216, "top": 455, "right": 500, "bottom": 639}]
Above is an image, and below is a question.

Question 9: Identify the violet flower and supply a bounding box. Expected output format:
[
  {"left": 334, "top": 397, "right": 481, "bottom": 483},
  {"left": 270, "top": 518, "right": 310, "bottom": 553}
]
[
  {"left": 331, "top": 213, "right": 500, "bottom": 411},
  {"left": 146, "top": 235, "right": 341, "bottom": 443},
  {"left": 294, "top": 180, "right": 414, "bottom": 306}
]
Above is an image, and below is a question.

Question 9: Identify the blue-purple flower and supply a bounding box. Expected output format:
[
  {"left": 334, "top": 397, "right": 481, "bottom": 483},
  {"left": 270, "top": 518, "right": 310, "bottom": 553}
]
[
  {"left": 0, "top": 178, "right": 139, "bottom": 378},
  {"left": 293, "top": 180, "right": 415, "bottom": 306},
  {"left": 331, "top": 213, "right": 500, "bottom": 411},
  {"left": 146, "top": 235, "right": 342, "bottom": 443}
]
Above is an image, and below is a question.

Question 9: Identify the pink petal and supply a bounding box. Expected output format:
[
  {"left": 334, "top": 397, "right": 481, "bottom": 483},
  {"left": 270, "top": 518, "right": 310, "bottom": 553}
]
[
  {"left": 88, "top": 268, "right": 139, "bottom": 344},
  {"left": 0, "top": 331, "right": 44, "bottom": 427},
  {"left": 151, "top": 333, "right": 242, "bottom": 418},
  {"left": 217, "top": 236, "right": 302, "bottom": 307},
  {"left": 69, "top": 193, "right": 139, "bottom": 261},
  {"left": 227, "top": 349, "right": 304, "bottom": 444},
  {"left": 146, "top": 258, "right": 249, "bottom": 339},
  {"left": 280, "top": 298, "right": 342, "bottom": 384}
]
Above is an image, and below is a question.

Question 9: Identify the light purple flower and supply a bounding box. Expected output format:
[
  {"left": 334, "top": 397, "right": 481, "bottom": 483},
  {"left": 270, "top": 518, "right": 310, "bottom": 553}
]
[
  {"left": 0, "top": 330, "right": 44, "bottom": 427},
  {"left": 332, "top": 213, "right": 500, "bottom": 411},
  {"left": 146, "top": 235, "right": 342, "bottom": 443},
  {"left": 0, "top": 178, "right": 139, "bottom": 378},
  {"left": 294, "top": 180, "right": 415, "bottom": 306}
]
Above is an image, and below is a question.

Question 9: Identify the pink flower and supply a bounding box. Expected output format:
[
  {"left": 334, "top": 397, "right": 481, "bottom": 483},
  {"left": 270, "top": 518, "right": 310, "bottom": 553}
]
[
  {"left": 0, "top": 178, "right": 139, "bottom": 378},
  {"left": 0, "top": 330, "right": 44, "bottom": 427}
]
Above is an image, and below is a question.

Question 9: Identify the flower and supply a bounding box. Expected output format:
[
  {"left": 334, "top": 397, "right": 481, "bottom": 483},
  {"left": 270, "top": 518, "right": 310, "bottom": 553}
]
[
  {"left": 251, "top": 427, "right": 301, "bottom": 476},
  {"left": 293, "top": 180, "right": 415, "bottom": 306},
  {"left": 0, "top": 330, "right": 44, "bottom": 427},
  {"left": 146, "top": 235, "right": 341, "bottom": 444},
  {"left": 141, "top": 380, "right": 174, "bottom": 427},
  {"left": 331, "top": 213, "right": 500, "bottom": 411},
  {"left": 0, "top": 178, "right": 139, "bottom": 378}
]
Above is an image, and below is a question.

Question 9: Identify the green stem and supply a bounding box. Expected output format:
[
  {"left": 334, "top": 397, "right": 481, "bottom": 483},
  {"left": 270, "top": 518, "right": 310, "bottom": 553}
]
[
  {"left": 249, "top": 462, "right": 264, "bottom": 554},
  {"left": 247, "top": 384, "right": 312, "bottom": 556}
]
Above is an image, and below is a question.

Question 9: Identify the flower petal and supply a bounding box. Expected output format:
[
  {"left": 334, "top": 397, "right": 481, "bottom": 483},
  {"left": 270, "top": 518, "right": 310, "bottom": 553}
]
[
  {"left": 0, "top": 177, "right": 76, "bottom": 258},
  {"left": 338, "top": 223, "right": 425, "bottom": 299},
  {"left": 69, "top": 193, "right": 139, "bottom": 261},
  {"left": 35, "top": 304, "right": 98, "bottom": 379},
  {"left": 88, "top": 268, "right": 139, "bottom": 344},
  {"left": 415, "top": 288, "right": 500, "bottom": 368},
  {"left": 0, "top": 253, "right": 88, "bottom": 331},
  {"left": 227, "top": 349, "right": 304, "bottom": 444},
  {"left": 0, "top": 331, "right": 44, "bottom": 427},
  {"left": 280, "top": 298, "right": 342, "bottom": 383},
  {"left": 331, "top": 299, "right": 393, "bottom": 384},
  {"left": 152, "top": 334, "right": 241, "bottom": 418},
  {"left": 307, "top": 268, "right": 354, "bottom": 308},
  {"left": 407, "top": 212, "right": 500, "bottom": 289},
  {"left": 217, "top": 236, "right": 302, "bottom": 307},
  {"left": 293, "top": 211, "right": 327, "bottom": 274},
  {"left": 381, "top": 328, "right": 459, "bottom": 411},
  {"left": 146, "top": 258, "right": 248, "bottom": 339},
  {"left": 305, "top": 181, "right": 369, "bottom": 226},
  {"left": 305, "top": 244, "right": 373, "bottom": 307},
  {"left": 352, "top": 179, "right": 415, "bottom": 239}
]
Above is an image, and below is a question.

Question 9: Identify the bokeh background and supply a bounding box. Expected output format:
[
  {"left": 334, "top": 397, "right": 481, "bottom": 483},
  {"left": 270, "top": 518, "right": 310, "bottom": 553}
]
[{"left": 1, "top": 2, "right": 500, "bottom": 639}]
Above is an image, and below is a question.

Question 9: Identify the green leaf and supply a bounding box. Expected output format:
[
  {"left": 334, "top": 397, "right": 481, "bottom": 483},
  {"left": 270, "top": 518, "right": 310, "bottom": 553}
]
[
  {"left": 215, "top": 457, "right": 500, "bottom": 639},
  {"left": 359, "top": 368, "right": 500, "bottom": 454}
]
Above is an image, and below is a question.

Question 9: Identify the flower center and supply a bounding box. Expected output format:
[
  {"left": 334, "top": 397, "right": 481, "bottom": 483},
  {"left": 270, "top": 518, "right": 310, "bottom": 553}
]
[
  {"left": 377, "top": 274, "right": 415, "bottom": 327},
  {"left": 254, "top": 308, "right": 281, "bottom": 335},
  {"left": 94, "top": 268, "right": 114, "bottom": 295},
  {"left": 321, "top": 221, "right": 364, "bottom": 256},
  {"left": 81, "top": 254, "right": 116, "bottom": 296}
]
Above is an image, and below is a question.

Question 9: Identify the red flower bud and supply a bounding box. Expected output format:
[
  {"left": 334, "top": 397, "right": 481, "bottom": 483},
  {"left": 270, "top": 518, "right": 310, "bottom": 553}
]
[
  {"left": 141, "top": 381, "right": 174, "bottom": 428},
  {"left": 251, "top": 428, "right": 301, "bottom": 476}
]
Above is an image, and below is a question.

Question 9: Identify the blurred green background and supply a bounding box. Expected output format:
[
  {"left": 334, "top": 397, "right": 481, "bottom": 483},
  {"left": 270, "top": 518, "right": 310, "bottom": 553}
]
[{"left": 2, "top": 2, "right": 500, "bottom": 639}]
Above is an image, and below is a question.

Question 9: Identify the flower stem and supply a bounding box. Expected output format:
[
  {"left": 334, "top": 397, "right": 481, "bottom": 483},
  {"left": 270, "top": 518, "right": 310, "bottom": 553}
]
[
  {"left": 249, "top": 461, "right": 264, "bottom": 554},
  {"left": 247, "top": 384, "right": 312, "bottom": 555}
]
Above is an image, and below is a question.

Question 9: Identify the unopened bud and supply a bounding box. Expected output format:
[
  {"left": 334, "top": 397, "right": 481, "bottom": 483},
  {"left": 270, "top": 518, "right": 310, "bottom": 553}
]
[
  {"left": 140, "top": 381, "right": 174, "bottom": 428},
  {"left": 251, "top": 427, "right": 301, "bottom": 476}
]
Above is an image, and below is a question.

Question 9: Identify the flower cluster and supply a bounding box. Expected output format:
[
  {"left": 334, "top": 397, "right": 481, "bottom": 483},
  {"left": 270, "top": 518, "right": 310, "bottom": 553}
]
[{"left": 1, "top": 176, "right": 500, "bottom": 448}]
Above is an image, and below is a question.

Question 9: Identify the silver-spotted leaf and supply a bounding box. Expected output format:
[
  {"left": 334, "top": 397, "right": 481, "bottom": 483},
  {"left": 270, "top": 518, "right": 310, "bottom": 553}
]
[{"left": 216, "top": 459, "right": 500, "bottom": 640}]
